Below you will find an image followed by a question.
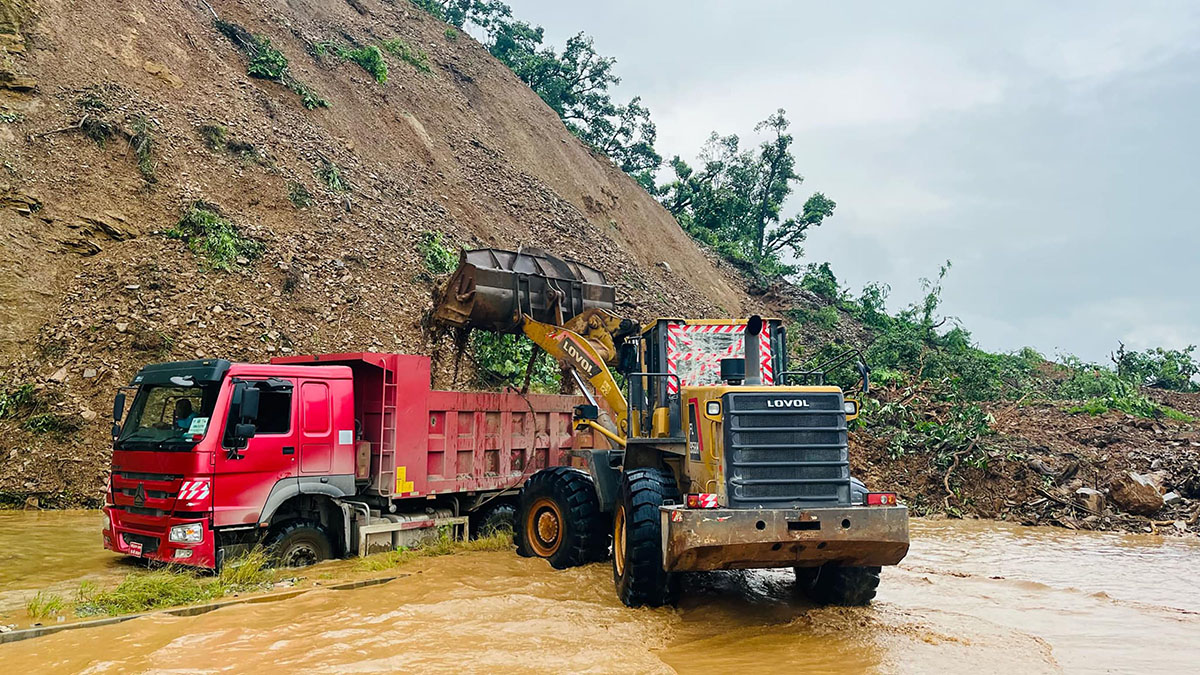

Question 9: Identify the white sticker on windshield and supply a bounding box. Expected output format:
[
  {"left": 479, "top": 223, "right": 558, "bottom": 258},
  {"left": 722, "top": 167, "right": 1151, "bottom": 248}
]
[
  {"left": 338, "top": 429, "right": 353, "bottom": 445},
  {"left": 188, "top": 417, "right": 210, "bottom": 435}
]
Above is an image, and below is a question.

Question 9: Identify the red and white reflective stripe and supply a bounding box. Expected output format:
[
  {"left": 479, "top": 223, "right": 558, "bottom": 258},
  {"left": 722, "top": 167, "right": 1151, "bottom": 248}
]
[
  {"left": 666, "top": 323, "right": 774, "bottom": 392},
  {"left": 698, "top": 493, "right": 717, "bottom": 508},
  {"left": 178, "top": 480, "right": 211, "bottom": 503}
]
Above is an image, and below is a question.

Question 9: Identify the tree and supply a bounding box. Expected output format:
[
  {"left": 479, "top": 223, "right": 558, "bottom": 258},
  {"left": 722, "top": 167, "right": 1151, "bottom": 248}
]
[
  {"left": 657, "top": 110, "right": 835, "bottom": 279},
  {"left": 412, "top": 2, "right": 662, "bottom": 185}
]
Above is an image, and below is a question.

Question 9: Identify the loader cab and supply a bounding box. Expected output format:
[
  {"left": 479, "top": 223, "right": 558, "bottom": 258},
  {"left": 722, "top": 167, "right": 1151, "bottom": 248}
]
[{"left": 621, "top": 318, "right": 790, "bottom": 439}]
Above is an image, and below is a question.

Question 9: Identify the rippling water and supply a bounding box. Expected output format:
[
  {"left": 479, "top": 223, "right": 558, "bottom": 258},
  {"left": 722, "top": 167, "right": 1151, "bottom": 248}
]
[{"left": 1, "top": 513, "right": 1196, "bottom": 673}]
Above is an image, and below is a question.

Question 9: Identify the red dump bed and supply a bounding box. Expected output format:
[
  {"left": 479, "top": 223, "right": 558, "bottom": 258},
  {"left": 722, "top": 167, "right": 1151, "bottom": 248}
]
[{"left": 271, "top": 353, "right": 589, "bottom": 501}]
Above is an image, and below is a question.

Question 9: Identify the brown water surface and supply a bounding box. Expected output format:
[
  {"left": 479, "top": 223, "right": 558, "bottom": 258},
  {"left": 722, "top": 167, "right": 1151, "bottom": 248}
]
[{"left": 1, "top": 513, "right": 1197, "bottom": 673}]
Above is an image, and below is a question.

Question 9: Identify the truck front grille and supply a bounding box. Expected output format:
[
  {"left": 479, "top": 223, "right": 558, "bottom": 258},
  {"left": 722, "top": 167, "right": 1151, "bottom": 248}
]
[{"left": 723, "top": 392, "right": 850, "bottom": 507}]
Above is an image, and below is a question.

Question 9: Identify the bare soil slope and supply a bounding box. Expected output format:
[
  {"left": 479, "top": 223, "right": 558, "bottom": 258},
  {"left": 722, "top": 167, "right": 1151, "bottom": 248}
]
[{"left": 0, "top": 0, "right": 756, "bottom": 505}]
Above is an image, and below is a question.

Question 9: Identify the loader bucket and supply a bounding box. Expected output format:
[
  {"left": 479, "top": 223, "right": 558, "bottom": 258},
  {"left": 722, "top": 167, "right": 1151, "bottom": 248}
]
[{"left": 433, "top": 248, "right": 617, "bottom": 332}]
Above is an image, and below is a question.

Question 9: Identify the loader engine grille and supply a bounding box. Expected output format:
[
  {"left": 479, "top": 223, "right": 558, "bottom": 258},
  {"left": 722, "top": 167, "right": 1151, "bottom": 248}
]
[{"left": 723, "top": 392, "right": 850, "bottom": 507}]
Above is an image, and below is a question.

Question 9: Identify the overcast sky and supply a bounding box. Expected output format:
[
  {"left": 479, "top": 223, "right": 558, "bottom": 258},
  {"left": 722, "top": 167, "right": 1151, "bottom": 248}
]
[{"left": 504, "top": 0, "right": 1200, "bottom": 362}]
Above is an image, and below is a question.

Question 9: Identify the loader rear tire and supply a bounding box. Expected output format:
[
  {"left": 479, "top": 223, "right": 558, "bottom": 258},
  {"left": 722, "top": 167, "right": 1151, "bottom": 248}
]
[
  {"left": 613, "top": 467, "right": 681, "bottom": 608},
  {"left": 794, "top": 564, "right": 881, "bottom": 606},
  {"left": 515, "top": 467, "right": 607, "bottom": 568}
]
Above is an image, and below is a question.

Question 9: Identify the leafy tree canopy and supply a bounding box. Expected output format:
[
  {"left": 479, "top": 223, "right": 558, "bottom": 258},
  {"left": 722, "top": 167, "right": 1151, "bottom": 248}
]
[
  {"left": 412, "top": 1, "right": 661, "bottom": 184},
  {"left": 656, "top": 110, "right": 835, "bottom": 279}
]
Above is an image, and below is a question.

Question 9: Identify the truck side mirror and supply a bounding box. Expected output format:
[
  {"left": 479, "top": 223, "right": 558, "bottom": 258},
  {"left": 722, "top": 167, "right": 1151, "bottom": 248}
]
[
  {"left": 240, "top": 387, "right": 261, "bottom": 421},
  {"left": 113, "top": 392, "right": 126, "bottom": 423},
  {"left": 234, "top": 423, "right": 257, "bottom": 440}
]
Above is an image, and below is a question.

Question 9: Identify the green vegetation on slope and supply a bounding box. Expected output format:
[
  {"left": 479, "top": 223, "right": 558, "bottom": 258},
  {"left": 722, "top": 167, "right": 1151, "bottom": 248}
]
[{"left": 411, "top": 0, "right": 660, "bottom": 188}]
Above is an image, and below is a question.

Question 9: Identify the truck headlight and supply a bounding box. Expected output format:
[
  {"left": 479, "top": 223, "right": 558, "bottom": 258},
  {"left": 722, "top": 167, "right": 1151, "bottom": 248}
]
[
  {"left": 101, "top": 509, "right": 111, "bottom": 531},
  {"left": 169, "top": 523, "right": 204, "bottom": 544}
]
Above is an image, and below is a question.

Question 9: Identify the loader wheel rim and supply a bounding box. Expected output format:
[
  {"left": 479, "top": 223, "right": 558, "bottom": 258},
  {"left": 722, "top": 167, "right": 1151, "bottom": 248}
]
[
  {"left": 527, "top": 497, "right": 563, "bottom": 557},
  {"left": 614, "top": 503, "right": 627, "bottom": 577}
]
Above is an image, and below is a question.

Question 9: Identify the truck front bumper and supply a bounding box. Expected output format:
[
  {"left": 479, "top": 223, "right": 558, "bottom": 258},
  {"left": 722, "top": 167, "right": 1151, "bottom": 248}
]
[
  {"left": 660, "top": 504, "right": 909, "bottom": 572},
  {"left": 102, "top": 506, "right": 217, "bottom": 569}
]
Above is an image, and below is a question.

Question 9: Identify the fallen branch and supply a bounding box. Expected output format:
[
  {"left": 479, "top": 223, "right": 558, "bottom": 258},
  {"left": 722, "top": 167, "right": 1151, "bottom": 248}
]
[
  {"left": 942, "top": 439, "right": 977, "bottom": 511},
  {"left": 29, "top": 116, "right": 88, "bottom": 140},
  {"left": 1034, "top": 486, "right": 1100, "bottom": 517}
]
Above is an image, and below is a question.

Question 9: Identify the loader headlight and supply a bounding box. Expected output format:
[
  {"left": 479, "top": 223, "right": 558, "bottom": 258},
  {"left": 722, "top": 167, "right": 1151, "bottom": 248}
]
[
  {"left": 169, "top": 522, "right": 204, "bottom": 544},
  {"left": 706, "top": 401, "right": 721, "bottom": 416},
  {"left": 843, "top": 400, "right": 859, "bottom": 416}
]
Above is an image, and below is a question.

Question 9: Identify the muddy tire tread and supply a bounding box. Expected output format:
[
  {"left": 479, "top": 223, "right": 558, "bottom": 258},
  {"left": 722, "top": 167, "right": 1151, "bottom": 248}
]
[
  {"left": 797, "top": 564, "right": 881, "bottom": 606},
  {"left": 614, "top": 467, "right": 681, "bottom": 608},
  {"left": 515, "top": 467, "right": 607, "bottom": 568}
]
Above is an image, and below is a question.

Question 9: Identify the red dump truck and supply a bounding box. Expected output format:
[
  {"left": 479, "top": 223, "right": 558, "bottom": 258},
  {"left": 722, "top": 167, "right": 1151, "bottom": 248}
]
[{"left": 103, "top": 352, "right": 589, "bottom": 568}]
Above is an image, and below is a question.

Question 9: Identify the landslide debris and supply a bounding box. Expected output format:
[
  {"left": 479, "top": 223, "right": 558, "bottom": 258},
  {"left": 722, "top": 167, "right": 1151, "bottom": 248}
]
[{"left": 0, "top": 0, "right": 755, "bottom": 506}]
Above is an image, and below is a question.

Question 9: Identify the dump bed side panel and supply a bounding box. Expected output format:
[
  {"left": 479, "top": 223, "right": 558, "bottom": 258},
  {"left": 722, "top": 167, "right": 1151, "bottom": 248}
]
[{"left": 416, "top": 390, "right": 584, "bottom": 497}]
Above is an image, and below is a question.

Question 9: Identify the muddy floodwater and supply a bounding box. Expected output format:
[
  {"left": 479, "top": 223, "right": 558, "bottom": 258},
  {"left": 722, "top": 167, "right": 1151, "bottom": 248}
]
[{"left": 1, "top": 512, "right": 1198, "bottom": 673}]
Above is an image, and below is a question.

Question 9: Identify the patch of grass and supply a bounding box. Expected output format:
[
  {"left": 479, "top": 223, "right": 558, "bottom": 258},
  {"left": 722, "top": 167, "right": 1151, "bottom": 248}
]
[
  {"left": 316, "top": 158, "right": 349, "bottom": 193},
  {"left": 246, "top": 36, "right": 289, "bottom": 80},
  {"left": 1066, "top": 399, "right": 1110, "bottom": 417},
  {"left": 76, "top": 550, "right": 273, "bottom": 617},
  {"left": 0, "top": 111, "right": 24, "bottom": 123},
  {"left": 316, "top": 41, "right": 390, "bottom": 84},
  {"left": 81, "top": 117, "right": 118, "bottom": 147},
  {"left": 214, "top": 19, "right": 329, "bottom": 110},
  {"left": 353, "top": 528, "right": 511, "bottom": 572},
  {"left": 288, "top": 80, "right": 330, "bottom": 109},
  {"left": 26, "top": 591, "right": 65, "bottom": 620},
  {"left": 417, "top": 230, "right": 456, "bottom": 275},
  {"left": 0, "top": 383, "right": 37, "bottom": 419},
  {"left": 76, "top": 89, "right": 112, "bottom": 112},
  {"left": 166, "top": 201, "right": 262, "bottom": 270},
  {"left": 444, "top": 27, "right": 459, "bottom": 41},
  {"left": 131, "top": 328, "right": 174, "bottom": 358},
  {"left": 789, "top": 305, "right": 838, "bottom": 330},
  {"left": 198, "top": 123, "right": 227, "bottom": 150},
  {"left": 381, "top": 38, "right": 432, "bottom": 74},
  {"left": 129, "top": 115, "right": 157, "bottom": 183},
  {"left": 20, "top": 412, "right": 82, "bottom": 435},
  {"left": 287, "top": 181, "right": 314, "bottom": 208},
  {"left": 1164, "top": 407, "right": 1195, "bottom": 422},
  {"left": 345, "top": 45, "right": 389, "bottom": 83}
]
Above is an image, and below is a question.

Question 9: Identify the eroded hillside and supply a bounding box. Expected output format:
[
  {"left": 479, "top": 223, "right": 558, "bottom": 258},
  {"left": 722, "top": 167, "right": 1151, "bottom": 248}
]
[{"left": 0, "top": 0, "right": 758, "bottom": 505}]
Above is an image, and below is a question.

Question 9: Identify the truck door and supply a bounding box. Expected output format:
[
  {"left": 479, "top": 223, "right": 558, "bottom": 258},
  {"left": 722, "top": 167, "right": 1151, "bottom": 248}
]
[
  {"left": 298, "top": 380, "right": 334, "bottom": 475},
  {"left": 213, "top": 379, "right": 298, "bottom": 527}
]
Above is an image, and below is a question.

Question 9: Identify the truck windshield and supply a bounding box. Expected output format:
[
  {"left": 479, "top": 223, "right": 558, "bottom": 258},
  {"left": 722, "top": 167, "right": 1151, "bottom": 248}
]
[{"left": 117, "top": 383, "right": 220, "bottom": 451}]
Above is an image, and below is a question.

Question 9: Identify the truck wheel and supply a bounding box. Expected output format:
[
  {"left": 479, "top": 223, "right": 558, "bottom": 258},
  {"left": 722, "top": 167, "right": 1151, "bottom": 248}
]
[
  {"left": 612, "top": 467, "right": 681, "bottom": 608},
  {"left": 267, "top": 520, "right": 332, "bottom": 568},
  {"left": 794, "top": 564, "right": 881, "bottom": 606},
  {"left": 515, "top": 467, "right": 606, "bottom": 568},
  {"left": 472, "top": 502, "right": 516, "bottom": 538}
]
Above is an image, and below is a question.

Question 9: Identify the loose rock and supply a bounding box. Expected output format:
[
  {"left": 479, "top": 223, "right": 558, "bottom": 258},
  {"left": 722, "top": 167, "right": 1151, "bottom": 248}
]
[{"left": 1109, "top": 472, "right": 1164, "bottom": 516}]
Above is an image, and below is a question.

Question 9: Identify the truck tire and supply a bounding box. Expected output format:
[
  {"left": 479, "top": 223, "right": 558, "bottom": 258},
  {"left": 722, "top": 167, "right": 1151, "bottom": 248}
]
[
  {"left": 794, "top": 564, "right": 881, "bottom": 606},
  {"left": 472, "top": 502, "right": 516, "bottom": 538},
  {"left": 267, "top": 520, "right": 333, "bottom": 568},
  {"left": 612, "top": 467, "right": 681, "bottom": 608},
  {"left": 515, "top": 467, "right": 607, "bottom": 568}
]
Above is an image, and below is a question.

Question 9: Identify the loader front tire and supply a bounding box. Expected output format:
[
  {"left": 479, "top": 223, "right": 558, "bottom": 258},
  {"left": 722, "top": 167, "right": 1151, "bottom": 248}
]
[
  {"left": 613, "top": 467, "right": 681, "bottom": 607},
  {"left": 795, "top": 564, "right": 881, "bottom": 606}
]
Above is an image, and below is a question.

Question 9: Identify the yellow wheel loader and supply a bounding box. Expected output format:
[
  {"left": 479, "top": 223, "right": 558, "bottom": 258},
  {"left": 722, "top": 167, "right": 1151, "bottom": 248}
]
[{"left": 435, "top": 248, "right": 909, "bottom": 607}]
